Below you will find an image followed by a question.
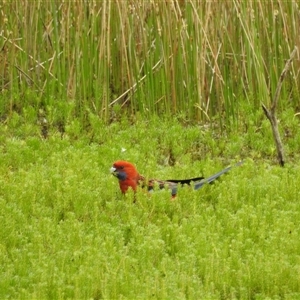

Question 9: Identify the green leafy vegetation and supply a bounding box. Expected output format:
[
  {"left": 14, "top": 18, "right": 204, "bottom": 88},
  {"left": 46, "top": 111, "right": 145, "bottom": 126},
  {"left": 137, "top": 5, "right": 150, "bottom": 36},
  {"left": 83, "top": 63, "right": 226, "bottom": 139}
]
[{"left": 1, "top": 116, "right": 300, "bottom": 299}]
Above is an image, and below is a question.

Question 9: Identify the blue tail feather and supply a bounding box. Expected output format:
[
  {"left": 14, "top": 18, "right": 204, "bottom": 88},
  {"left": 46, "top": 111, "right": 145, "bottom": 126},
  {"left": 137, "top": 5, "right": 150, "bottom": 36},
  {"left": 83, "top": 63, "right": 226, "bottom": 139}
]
[
  {"left": 171, "top": 161, "right": 243, "bottom": 195},
  {"left": 194, "top": 161, "right": 243, "bottom": 190}
]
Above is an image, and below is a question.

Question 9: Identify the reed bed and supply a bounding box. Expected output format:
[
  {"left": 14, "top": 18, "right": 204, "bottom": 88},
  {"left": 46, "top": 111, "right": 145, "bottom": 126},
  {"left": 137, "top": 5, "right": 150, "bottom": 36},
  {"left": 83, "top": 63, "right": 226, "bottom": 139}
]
[{"left": 0, "top": 1, "right": 299, "bottom": 124}]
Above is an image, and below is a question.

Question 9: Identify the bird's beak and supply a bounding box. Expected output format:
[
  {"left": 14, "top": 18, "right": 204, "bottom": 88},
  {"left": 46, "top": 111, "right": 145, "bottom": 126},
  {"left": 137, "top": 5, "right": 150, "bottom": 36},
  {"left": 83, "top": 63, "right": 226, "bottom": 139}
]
[{"left": 110, "top": 166, "right": 117, "bottom": 175}]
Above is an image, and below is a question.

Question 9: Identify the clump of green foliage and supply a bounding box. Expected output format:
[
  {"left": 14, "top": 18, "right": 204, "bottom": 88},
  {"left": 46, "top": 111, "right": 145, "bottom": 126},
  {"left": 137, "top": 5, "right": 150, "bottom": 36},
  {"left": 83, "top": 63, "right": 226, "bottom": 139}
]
[{"left": 1, "top": 115, "right": 300, "bottom": 299}]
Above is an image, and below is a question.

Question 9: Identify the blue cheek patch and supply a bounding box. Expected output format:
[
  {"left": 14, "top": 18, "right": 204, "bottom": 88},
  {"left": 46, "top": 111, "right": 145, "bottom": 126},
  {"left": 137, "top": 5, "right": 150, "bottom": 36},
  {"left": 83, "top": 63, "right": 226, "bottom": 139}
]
[{"left": 117, "top": 171, "right": 127, "bottom": 181}]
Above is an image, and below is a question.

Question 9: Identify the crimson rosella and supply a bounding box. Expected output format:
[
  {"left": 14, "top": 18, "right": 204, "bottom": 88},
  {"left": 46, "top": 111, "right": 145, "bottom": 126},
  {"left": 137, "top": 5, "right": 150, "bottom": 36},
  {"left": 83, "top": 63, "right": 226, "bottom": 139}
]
[{"left": 110, "top": 160, "right": 243, "bottom": 197}]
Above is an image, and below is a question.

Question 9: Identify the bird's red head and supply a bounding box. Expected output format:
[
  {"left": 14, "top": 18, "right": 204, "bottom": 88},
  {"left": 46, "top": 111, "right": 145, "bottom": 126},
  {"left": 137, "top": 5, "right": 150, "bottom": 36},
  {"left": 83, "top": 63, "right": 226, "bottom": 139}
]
[{"left": 110, "top": 160, "right": 141, "bottom": 193}]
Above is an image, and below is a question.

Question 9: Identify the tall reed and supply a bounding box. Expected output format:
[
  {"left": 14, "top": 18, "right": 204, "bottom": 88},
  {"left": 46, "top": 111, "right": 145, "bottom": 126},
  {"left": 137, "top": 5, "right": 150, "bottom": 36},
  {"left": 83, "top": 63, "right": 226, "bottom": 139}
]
[{"left": 0, "top": 1, "right": 299, "bottom": 124}]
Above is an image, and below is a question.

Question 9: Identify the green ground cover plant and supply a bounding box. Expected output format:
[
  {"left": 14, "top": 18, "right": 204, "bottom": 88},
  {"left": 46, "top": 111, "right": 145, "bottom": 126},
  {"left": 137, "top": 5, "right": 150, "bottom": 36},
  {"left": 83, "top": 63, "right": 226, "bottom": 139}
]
[{"left": 1, "top": 115, "right": 300, "bottom": 299}]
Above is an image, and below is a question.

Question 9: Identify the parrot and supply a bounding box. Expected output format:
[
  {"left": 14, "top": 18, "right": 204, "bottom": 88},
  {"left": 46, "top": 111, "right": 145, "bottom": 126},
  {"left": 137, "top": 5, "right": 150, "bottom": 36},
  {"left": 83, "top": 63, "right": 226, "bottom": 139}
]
[{"left": 110, "top": 160, "right": 243, "bottom": 198}]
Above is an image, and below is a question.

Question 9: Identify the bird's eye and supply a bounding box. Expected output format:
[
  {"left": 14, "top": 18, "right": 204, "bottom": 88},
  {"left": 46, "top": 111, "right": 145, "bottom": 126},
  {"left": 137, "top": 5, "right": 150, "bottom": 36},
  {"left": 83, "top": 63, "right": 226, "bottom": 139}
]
[{"left": 120, "top": 166, "right": 124, "bottom": 170}]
